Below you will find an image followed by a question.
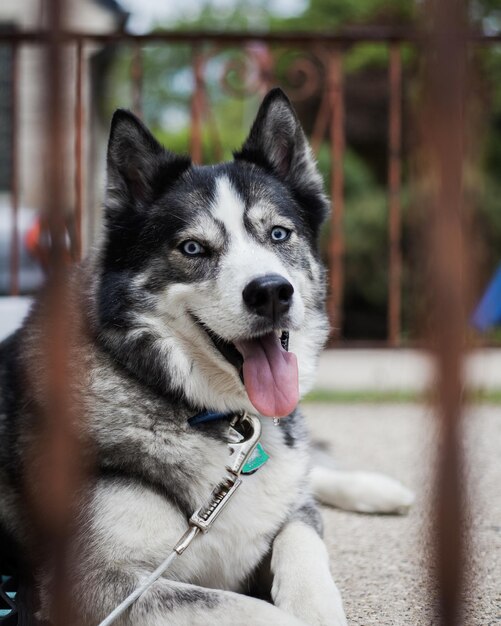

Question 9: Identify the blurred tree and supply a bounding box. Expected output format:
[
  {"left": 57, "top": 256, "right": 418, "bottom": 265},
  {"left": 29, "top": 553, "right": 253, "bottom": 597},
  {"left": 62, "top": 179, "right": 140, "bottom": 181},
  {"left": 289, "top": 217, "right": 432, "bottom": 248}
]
[{"left": 271, "top": 0, "right": 415, "bottom": 30}]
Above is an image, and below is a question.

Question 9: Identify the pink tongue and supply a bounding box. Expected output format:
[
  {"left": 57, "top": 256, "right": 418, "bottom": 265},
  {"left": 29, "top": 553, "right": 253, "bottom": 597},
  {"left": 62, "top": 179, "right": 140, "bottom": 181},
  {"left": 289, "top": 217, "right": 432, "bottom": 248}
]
[{"left": 235, "top": 333, "right": 299, "bottom": 418}]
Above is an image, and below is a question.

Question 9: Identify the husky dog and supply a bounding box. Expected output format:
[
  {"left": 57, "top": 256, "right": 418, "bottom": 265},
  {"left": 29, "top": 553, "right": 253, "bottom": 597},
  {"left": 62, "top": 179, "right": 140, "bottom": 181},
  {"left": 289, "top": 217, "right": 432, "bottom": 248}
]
[{"left": 0, "top": 89, "right": 413, "bottom": 625}]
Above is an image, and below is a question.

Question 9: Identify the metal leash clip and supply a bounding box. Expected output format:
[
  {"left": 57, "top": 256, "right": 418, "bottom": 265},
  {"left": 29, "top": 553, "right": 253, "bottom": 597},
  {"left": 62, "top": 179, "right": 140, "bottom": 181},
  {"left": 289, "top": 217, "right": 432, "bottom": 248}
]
[
  {"left": 226, "top": 413, "right": 262, "bottom": 477},
  {"left": 174, "top": 413, "right": 261, "bottom": 553}
]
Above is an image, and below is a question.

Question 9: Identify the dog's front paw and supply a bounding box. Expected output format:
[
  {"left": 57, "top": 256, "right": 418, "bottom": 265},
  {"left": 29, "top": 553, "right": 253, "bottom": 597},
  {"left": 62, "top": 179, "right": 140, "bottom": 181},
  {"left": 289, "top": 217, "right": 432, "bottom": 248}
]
[
  {"left": 272, "top": 573, "right": 347, "bottom": 626},
  {"left": 271, "top": 521, "right": 347, "bottom": 626}
]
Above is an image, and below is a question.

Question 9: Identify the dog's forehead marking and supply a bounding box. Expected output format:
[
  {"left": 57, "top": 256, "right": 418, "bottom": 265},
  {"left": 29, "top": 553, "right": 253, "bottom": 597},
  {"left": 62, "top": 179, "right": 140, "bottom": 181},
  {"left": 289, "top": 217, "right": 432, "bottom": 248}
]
[
  {"left": 210, "top": 176, "right": 247, "bottom": 238},
  {"left": 178, "top": 211, "right": 224, "bottom": 245},
  {"left": 247, "top": 202, "right": 295, "bottom": 231},
  {"left": 210, "top": 175, "right": 292, "bottom": 237}
]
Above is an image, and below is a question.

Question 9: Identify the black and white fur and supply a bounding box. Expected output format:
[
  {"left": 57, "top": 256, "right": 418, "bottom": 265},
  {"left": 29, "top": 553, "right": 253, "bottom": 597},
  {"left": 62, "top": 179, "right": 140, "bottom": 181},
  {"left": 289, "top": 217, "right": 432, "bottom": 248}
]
[{"left": 0, "top": 89, "right": 413, "bottom": 625}]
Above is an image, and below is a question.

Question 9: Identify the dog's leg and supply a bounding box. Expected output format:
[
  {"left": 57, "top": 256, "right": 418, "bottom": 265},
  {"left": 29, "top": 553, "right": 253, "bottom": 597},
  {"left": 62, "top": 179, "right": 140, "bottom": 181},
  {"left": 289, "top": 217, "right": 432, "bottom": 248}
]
[
  {"left": 72, "top": 568, "right": 308, "bottom": 626},
  {"left": 310, "top": 466, "right": 414, "bottom": 514},
  {"left": 270, "top": 502, "right": 347, "bottom": 626}
]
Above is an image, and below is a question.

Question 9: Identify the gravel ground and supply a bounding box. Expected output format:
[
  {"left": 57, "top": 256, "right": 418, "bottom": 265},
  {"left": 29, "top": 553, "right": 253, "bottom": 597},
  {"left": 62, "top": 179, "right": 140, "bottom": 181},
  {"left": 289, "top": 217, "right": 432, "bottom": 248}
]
[{"left": 303, "top": 403, "right": 501, "bottom": 626}]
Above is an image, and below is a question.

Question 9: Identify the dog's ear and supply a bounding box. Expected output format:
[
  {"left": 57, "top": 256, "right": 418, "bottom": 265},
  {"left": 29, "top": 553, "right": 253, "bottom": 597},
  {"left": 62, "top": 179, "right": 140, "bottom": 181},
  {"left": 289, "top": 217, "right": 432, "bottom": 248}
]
[
  {"left": 105, "top": 110, "right": 191, "bottom": 212},
  {"left": 234, "top": 88, "right": 328, "bottom": 234}
]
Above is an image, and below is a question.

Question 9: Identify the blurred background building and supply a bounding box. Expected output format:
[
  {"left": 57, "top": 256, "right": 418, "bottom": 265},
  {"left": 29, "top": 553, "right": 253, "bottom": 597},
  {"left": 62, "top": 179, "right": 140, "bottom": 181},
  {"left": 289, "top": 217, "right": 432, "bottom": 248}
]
[{"left": 0, "top": 0, "right": 127, "bottom": 295}]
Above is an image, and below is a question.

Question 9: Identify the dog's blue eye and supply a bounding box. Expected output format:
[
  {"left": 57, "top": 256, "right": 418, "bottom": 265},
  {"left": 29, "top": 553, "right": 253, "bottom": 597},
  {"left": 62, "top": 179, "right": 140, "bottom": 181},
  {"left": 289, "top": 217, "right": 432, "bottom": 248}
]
[
  {"left": 271, "top": 227, "right": 291, "bottom": 243},
  {"left": 180, "top": 240, "right": 205, "bottom": 256}
]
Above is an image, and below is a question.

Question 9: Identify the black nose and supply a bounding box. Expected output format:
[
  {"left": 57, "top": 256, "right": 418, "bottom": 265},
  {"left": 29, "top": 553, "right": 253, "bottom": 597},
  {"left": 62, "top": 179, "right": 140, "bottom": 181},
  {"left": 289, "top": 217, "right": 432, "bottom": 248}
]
[{"left": 242, "top": 274, "right": 294, "bottom": 322}]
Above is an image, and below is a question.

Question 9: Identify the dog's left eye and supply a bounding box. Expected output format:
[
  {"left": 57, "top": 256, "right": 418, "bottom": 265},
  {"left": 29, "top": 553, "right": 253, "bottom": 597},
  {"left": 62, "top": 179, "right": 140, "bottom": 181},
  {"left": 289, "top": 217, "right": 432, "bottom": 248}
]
[
  {"left": 270, "top": 226, "right": 291, "bottom": 243},
  {"left": 180, "top": 240, "right": 206, "bottom": 256}
]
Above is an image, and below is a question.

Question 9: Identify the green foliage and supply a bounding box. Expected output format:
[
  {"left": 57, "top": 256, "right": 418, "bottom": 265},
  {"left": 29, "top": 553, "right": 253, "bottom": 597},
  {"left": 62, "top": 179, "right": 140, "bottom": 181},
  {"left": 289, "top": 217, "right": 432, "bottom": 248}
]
[
  {"left": 303, "top": 389, "right": 423, "bottom": 403},
  {"left": 344, "top": 44, "right": 389, "bottom": 73},
  {"left": 303, "top": 388, "right": 501, "bottom": 404},
  {"left": 271, "top": 0, "right": 415, "bottom": 31},
  {"left": 152, "top": 97, "right": 252, "bottom": 163},
  {"left": 474, "top": 176, "right": 501, "bottom": 284},
  {"left": 316, "top": 146, "right": 393, "bottom": 337},
  {"left": 104, "top": 45, "right": 193, "bottom": 122},
  {"left": 343, "top": 42, "right": 416, "bottom": 73}
]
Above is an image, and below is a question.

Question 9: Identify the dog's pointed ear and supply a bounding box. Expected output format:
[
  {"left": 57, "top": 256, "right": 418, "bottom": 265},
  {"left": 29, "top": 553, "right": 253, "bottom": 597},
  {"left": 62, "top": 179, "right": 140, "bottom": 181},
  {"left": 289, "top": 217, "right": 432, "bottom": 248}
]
[
  {"left": 105, "top": 110, "right": 191, "bottom": 212},
  {"left": 234, "top": 89, "right": 328, "bottom": 234},
  {"left": 234, "top": 89, "right": 322, "bottom": 187}
]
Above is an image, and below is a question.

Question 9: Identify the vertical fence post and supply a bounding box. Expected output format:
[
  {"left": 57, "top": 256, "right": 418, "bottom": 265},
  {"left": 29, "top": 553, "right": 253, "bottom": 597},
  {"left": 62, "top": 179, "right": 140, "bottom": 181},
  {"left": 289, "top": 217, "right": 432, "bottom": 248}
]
[
  {"left": 32, "top": 2, "right": 86, "bottom": 623},
  {"left": 327, "top": 47, "right": 345, "bottom": 342},
  {"left": 422, "top": 1, "right": 469, "bottom": 624},
  {"left": 310, "top": 87, "right": 330, "bottom": 156},
  {"left": 388, "top": 43, "right": 403, "bottom": 346},
  {"left": 9, "top": 41, "right": 19, "bottom": 296},
  {"left": 40, "top": 3, "right": 72, "bottom": 620},
  {"left": 74, "top": 39, "right": 84, "bottom": 261},
  {"left": 190, "top": 46, "right": 204, "bottom": 164},
  {"left": 131, "top": 43, "right": 143, "bottom": 118}
]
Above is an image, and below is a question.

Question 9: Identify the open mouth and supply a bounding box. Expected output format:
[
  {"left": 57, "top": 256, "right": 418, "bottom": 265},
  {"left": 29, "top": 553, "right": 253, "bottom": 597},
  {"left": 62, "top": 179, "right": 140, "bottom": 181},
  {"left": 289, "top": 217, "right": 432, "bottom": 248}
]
[
  {"left": 192, "top": 316, "right": 299, "bottom": 418},
  {"left": 201, "top": 322, "right": 244, "bottom": 372}
]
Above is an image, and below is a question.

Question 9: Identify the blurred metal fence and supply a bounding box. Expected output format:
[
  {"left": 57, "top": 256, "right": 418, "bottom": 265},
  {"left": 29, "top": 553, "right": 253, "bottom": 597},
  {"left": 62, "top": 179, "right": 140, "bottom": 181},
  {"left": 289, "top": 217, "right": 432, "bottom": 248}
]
[
  {"left": 0, "top": 27, "right": 438, "bottom": 345},
  {"left": 0, "top": 0, "right": 486, "bottom": 623},
  {"left": 2, "top": 24, "right": 497, "bottom": 345}
]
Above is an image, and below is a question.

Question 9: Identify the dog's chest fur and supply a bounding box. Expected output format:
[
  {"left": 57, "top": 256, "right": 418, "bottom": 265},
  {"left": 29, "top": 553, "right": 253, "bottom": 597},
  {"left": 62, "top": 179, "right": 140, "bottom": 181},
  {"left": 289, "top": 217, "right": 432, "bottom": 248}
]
[{"left": 82, "top": 353, "right": 310, "bottom": 592}]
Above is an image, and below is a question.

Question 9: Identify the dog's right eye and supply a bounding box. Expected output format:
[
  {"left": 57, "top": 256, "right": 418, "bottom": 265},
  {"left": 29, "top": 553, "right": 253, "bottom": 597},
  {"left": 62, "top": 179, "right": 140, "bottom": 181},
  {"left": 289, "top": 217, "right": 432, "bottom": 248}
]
[{"left": 180, "top": 240, "right": 206, "bottom": 257}]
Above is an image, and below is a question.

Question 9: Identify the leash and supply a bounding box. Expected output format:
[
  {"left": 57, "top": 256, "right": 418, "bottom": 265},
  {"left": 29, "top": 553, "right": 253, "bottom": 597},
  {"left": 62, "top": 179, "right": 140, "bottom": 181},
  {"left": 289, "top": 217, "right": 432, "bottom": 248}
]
[{"left": 97, "top": 412, "right": 264, "bottom": 626}]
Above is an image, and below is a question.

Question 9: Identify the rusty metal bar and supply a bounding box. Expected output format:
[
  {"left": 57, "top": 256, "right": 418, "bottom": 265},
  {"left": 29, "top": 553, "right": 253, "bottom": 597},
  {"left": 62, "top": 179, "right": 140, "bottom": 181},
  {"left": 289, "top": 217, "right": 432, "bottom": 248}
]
[
  {"left": 40, "top": 0, "right": 72, "bottom": 605},
  {"left": 311, "top": 88, "right": 330, "bottom": 155},
  {"left": 9, "top": 41, "right": 19, "bottom": 296},
  {"left": 2, "top": 27, "right": 500, "bottom": 45},
  {"left": 387, "top": 43, "right": 403, "bottom": 346},
  {"left": 29, "top": 0, "right": 86, "bottom": 623},
  {"left": 256, "top": 43, "right": 274, "bottom": 94},
  {"left": 327, "top": 48, "right": 345, "bottom": 341},
  {"left": 74, "top": 40, "right": 84, "bottom": 261},
  {"left": 190, "top": 47, "right": 204, "bottom": 164},
  {"left": 4, "top": 26, "right": 501, "bottom": 45},
  {"left": 204, "top": 97, "right": 224, "bottom": 163},
  {"left": 422, "top": 0, "right": 469, "bottom": 624},
  {"left": 130, "top": 43, "right": 143, "bottom": 118}
]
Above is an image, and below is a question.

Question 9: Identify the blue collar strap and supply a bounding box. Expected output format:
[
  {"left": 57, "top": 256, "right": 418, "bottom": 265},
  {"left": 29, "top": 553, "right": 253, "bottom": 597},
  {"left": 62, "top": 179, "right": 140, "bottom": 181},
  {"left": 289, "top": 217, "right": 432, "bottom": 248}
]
[
  {"left": 188, "top": 409, "right": 269, "bottom": 474},
  {"left": 188, "top": 409, "right": 237, "bottom": 427}
]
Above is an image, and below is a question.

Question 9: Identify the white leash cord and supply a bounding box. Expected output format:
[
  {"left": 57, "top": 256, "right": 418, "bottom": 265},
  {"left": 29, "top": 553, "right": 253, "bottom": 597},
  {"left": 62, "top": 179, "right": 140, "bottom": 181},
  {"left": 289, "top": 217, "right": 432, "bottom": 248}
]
[
  {"left": 97, "top": 525, "right": 200, "bottom": 626},
  {"left": 97, "top": 549, "right": 179, "bottom": 626}
]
